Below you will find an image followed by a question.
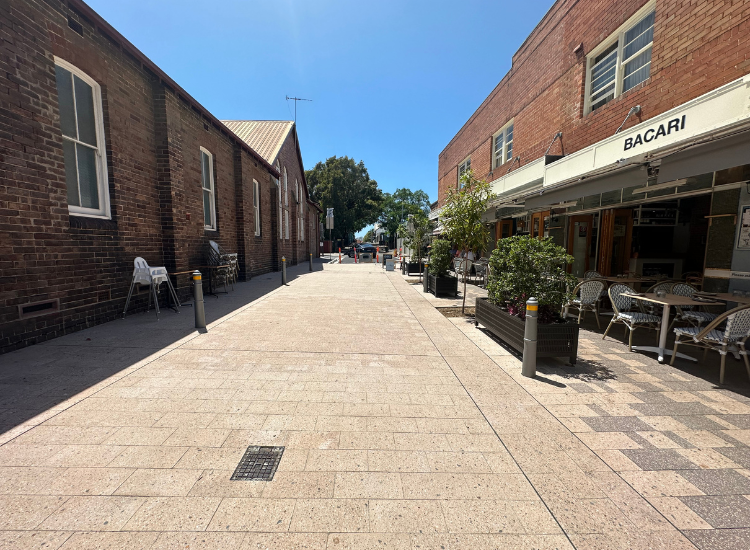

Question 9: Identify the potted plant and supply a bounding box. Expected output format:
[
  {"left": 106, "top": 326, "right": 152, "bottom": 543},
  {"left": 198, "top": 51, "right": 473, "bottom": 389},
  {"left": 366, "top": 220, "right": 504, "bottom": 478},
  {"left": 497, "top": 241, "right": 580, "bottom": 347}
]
[
  {"left": 423, "top": 239, "right": 458, "bottom": 297},
  {"left": 399, "top": 212, "right": 432, "bottom": 278},
  {"left": 476, "top": 235, "right": 580, "bottom": 363}
]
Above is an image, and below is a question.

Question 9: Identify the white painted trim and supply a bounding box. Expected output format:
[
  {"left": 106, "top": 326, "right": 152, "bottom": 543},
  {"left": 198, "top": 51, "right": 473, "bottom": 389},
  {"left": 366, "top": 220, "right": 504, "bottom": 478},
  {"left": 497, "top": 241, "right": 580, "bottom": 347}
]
[
  {"left": 492, "top": 119, "right": 514, "bottom": 169},
  {"left": 583, "top": 1, "right": 656, "bottom": 115},
  {"left": 54, "top": 56, "right": 111, "bottom": 220},
  {"left": 200, "top": 146, "right": 216, "bottom": 230},
  {"left": 253, "top": 179, "right": 261, "bottom": 236},
  {"left": 545, "top": 74, "right": 750, "bottom": 189}
]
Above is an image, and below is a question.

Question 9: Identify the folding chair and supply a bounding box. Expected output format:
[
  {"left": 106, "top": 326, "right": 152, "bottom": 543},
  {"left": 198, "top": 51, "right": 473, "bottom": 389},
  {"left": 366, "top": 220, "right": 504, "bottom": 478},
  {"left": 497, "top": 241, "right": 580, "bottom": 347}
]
[{"left": 123, "top": 257, "right": 180, "bottom": 320}]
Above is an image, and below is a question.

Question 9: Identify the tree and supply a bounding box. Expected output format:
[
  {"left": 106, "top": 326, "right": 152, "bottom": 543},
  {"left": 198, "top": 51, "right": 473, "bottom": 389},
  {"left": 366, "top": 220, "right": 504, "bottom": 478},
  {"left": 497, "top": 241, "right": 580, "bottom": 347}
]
[
  {"left": 362, "top": 228, "right": 375, "bottom": 242},
  {"left": 378, "top": 188, "right": 431, "bottom": 247},
  {"left": 440, "top": 171, "right": 494, "bottom": 313},
  {"left": 305, "top": 156, "right": 384, "bottom": 241},
  {"left": 399, "top": 211, "right": 433, "bottom": 281}
]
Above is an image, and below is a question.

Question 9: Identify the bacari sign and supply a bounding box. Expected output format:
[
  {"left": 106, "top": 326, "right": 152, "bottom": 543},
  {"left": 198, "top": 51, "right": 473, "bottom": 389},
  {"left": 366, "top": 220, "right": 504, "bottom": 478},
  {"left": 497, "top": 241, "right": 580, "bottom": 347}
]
[{"left": 624, "top": 116, "right": 686, "bottom": 151}]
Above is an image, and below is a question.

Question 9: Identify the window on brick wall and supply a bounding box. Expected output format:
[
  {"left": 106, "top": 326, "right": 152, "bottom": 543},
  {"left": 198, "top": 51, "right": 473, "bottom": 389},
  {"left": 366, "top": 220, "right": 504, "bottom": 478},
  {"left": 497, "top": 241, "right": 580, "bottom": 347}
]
[
  {"left": 253, "top": 179, "right": 261, "bottom": 236},
  {"left": 54, "top": 57, "right": 110, "bottom": 219},
  {"left": 276, "top": 161, "right": 282, "bottom": 239},
  {"left": 200, "top": 147, "right": 216, "bottom": 230},
  {"left": 585, "top": 2, "right": 655, "bottom": 114},
  {"left": 285, "top": 210, "right": 290, "bottom": 240},
  {"left": 458, "top": 157, "right": 471, "bottom": 186},
  {"left": 492, "top": 121, "right": 514, "bottom": 169},
  {"left": 284, "top": 167, "right": 289, "bottom": 207}
]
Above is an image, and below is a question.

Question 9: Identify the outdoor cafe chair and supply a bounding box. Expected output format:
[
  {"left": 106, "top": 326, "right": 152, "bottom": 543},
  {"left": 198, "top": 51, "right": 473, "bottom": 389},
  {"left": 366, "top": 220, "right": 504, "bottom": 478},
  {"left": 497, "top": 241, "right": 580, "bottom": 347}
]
[
  {"left": 643, "top": 280, "right": 676, "bottom": 316},
  {"left": 669, "top": 283, "right": 718, "bottom": 331},
  {"left": 123, "top": 257, "right": 180, "bottom": 320},
  {"left": 583, "top": 270, "right": 602, "bottom": 279},
  {"left": 473, "top": 263, "right": 488, "bottom": 288},
  {"left": 207, "top": 244, "right": 232, "bottom": 293},
  {"left": 210, "top": 240, "right": 238, "bottom": 286},
  {"left": 603, "top": 284, "right": 661, "bottom": 352},
  {"left": 565, "top": 279, "right": 605, "bottom": 329},
  {"left": 671, "top": 304, "right": 750, "bottom": 384},
  {"left": 453, "top": 258, "right": 464, "bottom": 279}
]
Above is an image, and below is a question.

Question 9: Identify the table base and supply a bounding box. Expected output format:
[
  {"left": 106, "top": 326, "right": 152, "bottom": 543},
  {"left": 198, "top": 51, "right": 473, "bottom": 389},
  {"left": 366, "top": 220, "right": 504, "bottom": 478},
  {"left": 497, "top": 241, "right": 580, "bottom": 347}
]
[{"left": 630, "top": 345, "right": 698, "bottom": 363}]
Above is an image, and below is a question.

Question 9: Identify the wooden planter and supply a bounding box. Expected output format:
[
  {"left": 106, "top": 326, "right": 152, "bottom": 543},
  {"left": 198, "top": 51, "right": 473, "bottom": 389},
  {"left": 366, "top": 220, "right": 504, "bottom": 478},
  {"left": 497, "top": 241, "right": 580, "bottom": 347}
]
[
  {"left": 402, "top": 261, "right": 423, "bottom": 275},
  {"left": 475, "top": 297, "right": 579, "bottom": 363},
  {"left": 424, "top": 273, "right": 458, "bottom": 297}
]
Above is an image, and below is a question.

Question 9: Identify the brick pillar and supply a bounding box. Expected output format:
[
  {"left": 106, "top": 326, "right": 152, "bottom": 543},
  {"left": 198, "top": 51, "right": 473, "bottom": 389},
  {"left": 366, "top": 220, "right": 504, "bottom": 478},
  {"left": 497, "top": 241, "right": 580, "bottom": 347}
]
[
  {"left": 152, "top": 82, "right": 179, "bottom": 273},
  {"left": 233, "top": 145, "right": 248, "bottom": 280}
]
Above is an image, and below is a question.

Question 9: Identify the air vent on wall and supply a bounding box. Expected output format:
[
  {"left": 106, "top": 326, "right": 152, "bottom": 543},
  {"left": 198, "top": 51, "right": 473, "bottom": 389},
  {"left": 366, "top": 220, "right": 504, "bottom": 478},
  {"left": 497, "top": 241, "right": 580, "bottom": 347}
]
[
  {"left": 18, "top": 299, "right": 60, "bottom": 320},
  {"left": 67, "top": 17, "right": 84, "bottom": 36}
]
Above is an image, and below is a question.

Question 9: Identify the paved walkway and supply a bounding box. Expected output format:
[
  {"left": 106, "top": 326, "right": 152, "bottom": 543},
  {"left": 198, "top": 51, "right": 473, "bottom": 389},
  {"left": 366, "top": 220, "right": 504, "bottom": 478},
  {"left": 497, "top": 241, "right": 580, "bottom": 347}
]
[{"left": 0, "top": 262, "right": 749, "bottom": 549}]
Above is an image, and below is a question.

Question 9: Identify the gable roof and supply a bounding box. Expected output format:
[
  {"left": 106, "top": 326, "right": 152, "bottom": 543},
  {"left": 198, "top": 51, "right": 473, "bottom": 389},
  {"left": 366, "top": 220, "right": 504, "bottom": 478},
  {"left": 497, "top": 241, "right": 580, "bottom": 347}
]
[{"left": 220, "top": 120, "right": 294, "bottom": 165}]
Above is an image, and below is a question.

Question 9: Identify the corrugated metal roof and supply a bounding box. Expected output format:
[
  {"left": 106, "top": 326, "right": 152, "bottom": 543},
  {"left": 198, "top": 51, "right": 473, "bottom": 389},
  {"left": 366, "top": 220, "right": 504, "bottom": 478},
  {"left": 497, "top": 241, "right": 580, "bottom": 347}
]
[{"left": 220, "top": 120, "right": 294, "bottom": 165}]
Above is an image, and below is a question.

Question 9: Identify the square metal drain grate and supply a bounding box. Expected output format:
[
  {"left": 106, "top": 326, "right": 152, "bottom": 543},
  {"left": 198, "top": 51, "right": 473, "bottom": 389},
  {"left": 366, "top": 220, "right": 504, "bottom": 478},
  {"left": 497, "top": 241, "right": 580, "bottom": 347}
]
[{"left": 231, "top": 446, "right": 284, "bottom": 481}]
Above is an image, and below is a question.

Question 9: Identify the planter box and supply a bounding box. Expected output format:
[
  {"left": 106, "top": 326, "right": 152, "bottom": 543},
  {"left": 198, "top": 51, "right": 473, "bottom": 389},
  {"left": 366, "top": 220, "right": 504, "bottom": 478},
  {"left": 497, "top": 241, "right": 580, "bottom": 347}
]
[
  {"left": 402, "top": 261, "right": 423, "bottom": 275},
  {"left": 424, "top": 273, "right": 458, "bottom": 297},
  {"left": 475, "top": 297, "right": 578, "bottom": 363}
]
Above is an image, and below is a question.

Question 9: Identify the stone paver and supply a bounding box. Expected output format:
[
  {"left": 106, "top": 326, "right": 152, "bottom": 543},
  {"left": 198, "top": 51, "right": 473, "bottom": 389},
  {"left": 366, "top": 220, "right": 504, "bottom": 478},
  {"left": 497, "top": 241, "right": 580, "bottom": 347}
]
[{"left": 0, "top": 260, "right": 749, "bottom": 548}]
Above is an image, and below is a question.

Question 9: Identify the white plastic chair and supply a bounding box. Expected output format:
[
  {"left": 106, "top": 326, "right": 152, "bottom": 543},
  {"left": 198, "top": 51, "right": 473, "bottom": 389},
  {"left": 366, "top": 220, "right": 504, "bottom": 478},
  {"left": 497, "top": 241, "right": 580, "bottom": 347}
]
[{"left": 122, "top": 257, "right": 180, "bottom": 320}]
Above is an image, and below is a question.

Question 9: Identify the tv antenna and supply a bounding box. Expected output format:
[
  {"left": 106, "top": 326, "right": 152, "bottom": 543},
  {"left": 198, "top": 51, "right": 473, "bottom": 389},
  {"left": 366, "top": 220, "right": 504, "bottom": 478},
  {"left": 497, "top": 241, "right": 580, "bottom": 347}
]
[{"left": 286, "top": 96, "right": 312, "bottom": 126}]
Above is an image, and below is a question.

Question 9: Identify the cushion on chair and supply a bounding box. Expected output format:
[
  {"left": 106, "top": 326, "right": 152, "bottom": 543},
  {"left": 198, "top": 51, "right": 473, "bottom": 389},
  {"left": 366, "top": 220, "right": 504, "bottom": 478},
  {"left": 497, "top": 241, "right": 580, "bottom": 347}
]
[
  {"left": 680, "top": 311, "right": 718, "bottom": 323},
  {"left": 674, "top": 326, "right": 740, "bottom": 343},
  {"left": 617, "top": 312, "right": 660, "bottom": 323}
]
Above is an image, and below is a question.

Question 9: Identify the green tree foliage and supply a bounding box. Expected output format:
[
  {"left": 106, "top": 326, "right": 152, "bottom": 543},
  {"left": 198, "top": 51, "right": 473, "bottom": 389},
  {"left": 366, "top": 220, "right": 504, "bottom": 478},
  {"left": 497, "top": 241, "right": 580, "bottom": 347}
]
[
  {"left": 305, "top": 156, "right": 384, "bottom": 240},
  {"left": 440, "top": 171, "right": 494, "bottom": 313},
  {"left": 362, "top": 229, "right": 375, "bottom": 242},
  {"left": 429, "top": 239, "right": 453, "bottom": 277},
  {"left": 378, "top": 188, "right": 431, "bottom": 247},
  {"left": 487, "top": 235, "right": 577, "bottom": 324}
]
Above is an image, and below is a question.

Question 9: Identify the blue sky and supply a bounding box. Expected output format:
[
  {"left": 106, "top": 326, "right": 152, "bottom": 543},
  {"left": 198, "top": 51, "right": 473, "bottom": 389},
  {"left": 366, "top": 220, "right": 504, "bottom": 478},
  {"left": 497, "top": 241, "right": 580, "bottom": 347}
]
[{"left": 88, "top": 0, "right": 554, "bottom": 205}]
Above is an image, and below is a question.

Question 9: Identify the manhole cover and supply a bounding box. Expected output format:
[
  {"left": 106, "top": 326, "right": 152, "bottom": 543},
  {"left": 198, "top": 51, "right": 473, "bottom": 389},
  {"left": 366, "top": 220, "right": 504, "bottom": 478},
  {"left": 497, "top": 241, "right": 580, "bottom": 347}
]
[{"left": 231, "top": 446, "right": 284, "bottom": 481}]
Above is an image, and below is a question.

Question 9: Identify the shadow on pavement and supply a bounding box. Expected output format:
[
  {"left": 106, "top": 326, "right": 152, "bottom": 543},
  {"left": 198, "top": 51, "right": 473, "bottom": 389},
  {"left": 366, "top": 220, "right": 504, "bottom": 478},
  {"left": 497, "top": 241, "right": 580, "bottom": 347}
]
[{"left": 0, "top": 259, "right": 327, "bottom": 439}]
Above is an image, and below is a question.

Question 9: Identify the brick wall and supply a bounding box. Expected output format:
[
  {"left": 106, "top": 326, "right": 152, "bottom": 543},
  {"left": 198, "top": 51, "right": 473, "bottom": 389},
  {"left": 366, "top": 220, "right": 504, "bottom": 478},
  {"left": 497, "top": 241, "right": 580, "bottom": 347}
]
[
  {"left": 0, "top": 0, "right": 279, "bottom": 352},
  {"left": 438, "top": 0, "right": 750, "bottom": 205}
]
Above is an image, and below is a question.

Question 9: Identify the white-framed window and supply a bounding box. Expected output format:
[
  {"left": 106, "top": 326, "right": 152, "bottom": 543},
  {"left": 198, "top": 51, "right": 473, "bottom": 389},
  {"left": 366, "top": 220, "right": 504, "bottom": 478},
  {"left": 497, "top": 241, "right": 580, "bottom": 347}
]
[
  {"left": 54, "top": 57, "right": 110, "bottom": 219},
  {"left": 295, "top": 179, "right": 300, "bottom": 203},
  {"left": 276, "top": 161, "right": 282, "bottom": 239},
  {"left": 458, "top": 157, "right": 471, "bottom": 184},
  {"left": 283, "top": 167, "right": 289, "bottom": 206},
  {"left": 284, "top": 210, "right": 289, "bottom": 240},
  {"left": 199, "top": 147, "right": 216, "bottom": 230},
  {"left": 253, "top": 179, "right": 260, "bottom": 236},
  {"left": 493, "top": 121, "right": 514, "bottom": 169},
  {"left": 585, "top": 2, "right": 655, "bottom": 114}
]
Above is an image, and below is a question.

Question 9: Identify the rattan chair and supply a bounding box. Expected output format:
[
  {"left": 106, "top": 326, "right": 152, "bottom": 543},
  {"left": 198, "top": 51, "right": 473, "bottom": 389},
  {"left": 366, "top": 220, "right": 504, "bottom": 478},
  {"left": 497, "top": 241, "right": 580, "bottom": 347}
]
[
  {"left": 583, "top": 270, "right": 603, "bottom": 279},
  {"left": 669, "top": 282, "right": 717, "bottom": 330},
  {"left": 603, "top": 284, "right": 661, "bottom": 351},
  {"left": 210, "top": 240, "right": 238, "bottom": 286},
  {"left": 565, "top": 279, "right": 605, "bottom": 328},
  {"left": 671, "top": 304, "right": 750, "bottom": 384}
]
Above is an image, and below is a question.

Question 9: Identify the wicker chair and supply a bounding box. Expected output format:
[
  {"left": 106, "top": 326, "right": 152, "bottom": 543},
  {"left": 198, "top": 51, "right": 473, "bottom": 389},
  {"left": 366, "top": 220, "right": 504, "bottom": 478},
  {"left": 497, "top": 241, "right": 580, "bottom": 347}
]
[
  {"left": 207, "top": 244, "right": 232, "bottom": 293},
  {"left": 583, "top": 270, "right": 603, "bottom": 279},
  {"left": 210, "top": 240, "right": 239, "bottom": 286},
  {"left": 671, "top": 305, "right": 750, "bottom": 384},
  {"left": 565, "top": 279, "right": 605, "bottom": 328},
  {"left": 603, "top": 284, "right": 661, "bottom": 351},
  {"left": 669, "top": 283, "right": 717, "bottom": 330}
]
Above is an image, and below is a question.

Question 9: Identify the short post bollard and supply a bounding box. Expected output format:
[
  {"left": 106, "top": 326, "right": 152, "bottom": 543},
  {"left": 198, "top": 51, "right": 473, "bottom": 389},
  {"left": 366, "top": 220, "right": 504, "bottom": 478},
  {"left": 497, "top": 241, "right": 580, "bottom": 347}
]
[
  {"left": 522, "top": 297, "right": 538, "bottom": 378},
  {"left": 281, "top": 256, "right": 287, "bottom": 285},
  {"left": 193, "top": 270, "right": 206, "bottom": 330},
  {"left": 309, "top": 253, "right": 313, "bottom": 272},
  {"left": 338, "top": 248, "right": 341, "bottom": 264}
]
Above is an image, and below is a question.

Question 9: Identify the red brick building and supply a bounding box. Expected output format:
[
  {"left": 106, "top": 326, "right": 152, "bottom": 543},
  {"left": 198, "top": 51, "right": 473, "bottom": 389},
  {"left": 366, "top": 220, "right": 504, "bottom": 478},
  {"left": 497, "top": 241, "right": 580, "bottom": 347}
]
[
  {"left": 0, "top": 0, "right": 319, "bottom": 353},
  {"left": 437, "top": 0, "right": 750, "bottom": 290},
  {"left": 221, "top": 121, "right": 320, "bottom": 269}
]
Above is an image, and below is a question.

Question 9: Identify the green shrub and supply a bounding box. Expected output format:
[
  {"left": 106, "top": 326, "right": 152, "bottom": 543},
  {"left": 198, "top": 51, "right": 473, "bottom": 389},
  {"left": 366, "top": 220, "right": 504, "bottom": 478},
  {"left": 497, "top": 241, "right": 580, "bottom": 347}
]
[
  {"left": 487, "top": 235, "right": 577, "bottom": 323},
  {"left": 429, "top": 239, "right": 453, "bottom": 277}
]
